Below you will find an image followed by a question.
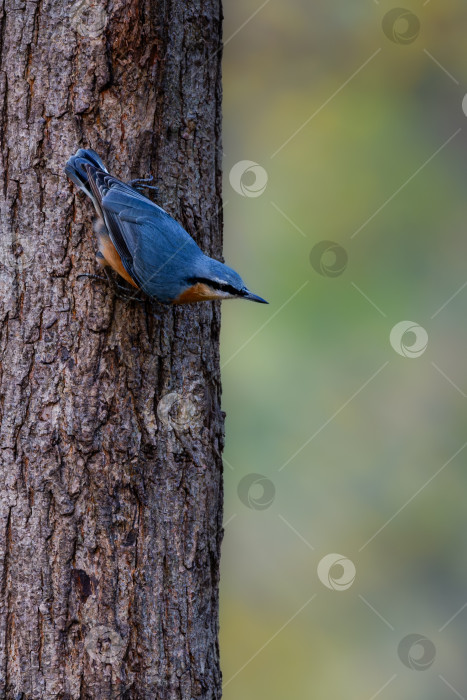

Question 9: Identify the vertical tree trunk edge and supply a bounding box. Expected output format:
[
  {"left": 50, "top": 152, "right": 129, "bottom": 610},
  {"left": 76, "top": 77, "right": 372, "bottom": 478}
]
[{"left": 0, "top": 1, "right": 224, "bottom": 698}]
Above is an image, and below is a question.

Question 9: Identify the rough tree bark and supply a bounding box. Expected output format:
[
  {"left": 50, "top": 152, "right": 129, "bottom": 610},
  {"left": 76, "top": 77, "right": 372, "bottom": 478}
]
[{"left": 0, "top": 0, "right": 224, "bottom": 698}]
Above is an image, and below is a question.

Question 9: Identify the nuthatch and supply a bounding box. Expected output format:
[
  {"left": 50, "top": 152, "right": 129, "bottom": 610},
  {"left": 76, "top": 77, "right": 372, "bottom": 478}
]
[{"left": 65, "top": 149, "right": 268, "bottom": 305}]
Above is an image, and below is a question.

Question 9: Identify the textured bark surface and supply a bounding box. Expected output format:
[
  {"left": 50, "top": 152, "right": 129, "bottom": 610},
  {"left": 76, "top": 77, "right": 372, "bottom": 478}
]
[{"left": 0, "top": 1, "right": 224, "bottom": 698}]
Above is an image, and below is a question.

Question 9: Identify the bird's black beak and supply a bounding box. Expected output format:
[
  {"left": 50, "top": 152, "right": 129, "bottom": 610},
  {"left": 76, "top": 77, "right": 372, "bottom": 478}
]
[{"left": 243, "top": 289, "right": 268, "bottom": 304}]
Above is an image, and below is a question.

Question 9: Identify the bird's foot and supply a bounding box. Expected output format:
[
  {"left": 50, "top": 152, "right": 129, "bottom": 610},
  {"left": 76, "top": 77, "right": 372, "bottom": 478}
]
[
  {"left": 77, "top": 273, "right": 107, "bottom": 283},
  {"left": 128, "top": 175, "right": 159, "bottom": 194},
  {"left": 77, "top": 271, "right": 145, "bottom": 304}
]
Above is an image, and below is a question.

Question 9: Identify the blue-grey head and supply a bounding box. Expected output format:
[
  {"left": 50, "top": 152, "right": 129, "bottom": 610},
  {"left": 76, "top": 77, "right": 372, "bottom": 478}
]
[{"left": 174, "top": 254, "right": 268, "bottom": 305}]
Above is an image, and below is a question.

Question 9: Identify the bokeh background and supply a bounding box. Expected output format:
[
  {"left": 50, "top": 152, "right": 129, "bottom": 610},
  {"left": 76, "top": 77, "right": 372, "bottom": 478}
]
[{"left": 219, "top": 1, "right": 467, "bottom": 698}]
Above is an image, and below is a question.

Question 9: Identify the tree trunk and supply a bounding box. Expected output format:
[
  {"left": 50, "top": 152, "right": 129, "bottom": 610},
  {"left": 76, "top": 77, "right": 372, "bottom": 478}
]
[{"left": 0, "top": 1, "right": 224, "bottom": 698}]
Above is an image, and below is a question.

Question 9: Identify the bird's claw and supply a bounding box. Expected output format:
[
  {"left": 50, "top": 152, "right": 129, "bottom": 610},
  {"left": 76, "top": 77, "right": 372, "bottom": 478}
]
[
  {"left": 77, "top": 271, "right": 145, "bottom": 303},
  {"left": 128, "top": 175, "right": 159, "bottom": 194}
]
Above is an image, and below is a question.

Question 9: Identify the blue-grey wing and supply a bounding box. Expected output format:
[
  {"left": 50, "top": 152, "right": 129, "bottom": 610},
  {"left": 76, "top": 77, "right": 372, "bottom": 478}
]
[{"left": 101, "top": 186, "right": 202, "bottom": 299}]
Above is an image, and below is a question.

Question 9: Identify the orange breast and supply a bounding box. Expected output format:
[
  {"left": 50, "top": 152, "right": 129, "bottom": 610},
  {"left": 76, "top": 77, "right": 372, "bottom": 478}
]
[
  {"left": 173, "top": 282, "right": 219, "bottom": 304},
  {"left": 97, "top": 233, "right": 139, "bottom": 288}
]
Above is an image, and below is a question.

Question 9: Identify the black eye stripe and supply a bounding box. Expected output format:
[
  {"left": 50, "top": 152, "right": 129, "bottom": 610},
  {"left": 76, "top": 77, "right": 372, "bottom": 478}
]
[{"left": 187, "top": 277, "right": 243, "bottom": 296}]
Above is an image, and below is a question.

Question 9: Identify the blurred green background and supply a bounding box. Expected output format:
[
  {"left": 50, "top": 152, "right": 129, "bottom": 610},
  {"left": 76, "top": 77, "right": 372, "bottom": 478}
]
[{"left": 219, "top": 1, "right": 467, "bottom": 698}]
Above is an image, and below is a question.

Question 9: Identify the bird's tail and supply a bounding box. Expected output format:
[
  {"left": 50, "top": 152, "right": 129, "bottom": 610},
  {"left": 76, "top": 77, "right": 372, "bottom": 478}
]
[{"left": 65, "top": 148, "right": 108, "bottom": 211}]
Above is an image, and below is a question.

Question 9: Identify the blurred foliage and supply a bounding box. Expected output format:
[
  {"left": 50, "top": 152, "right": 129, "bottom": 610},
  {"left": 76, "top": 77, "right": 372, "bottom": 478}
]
[{"left": 219, "top": 0, "right": 467, "bottom": 697}]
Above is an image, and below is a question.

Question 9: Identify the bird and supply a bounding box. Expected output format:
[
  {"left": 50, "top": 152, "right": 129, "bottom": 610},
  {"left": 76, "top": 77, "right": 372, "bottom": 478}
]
[{"left": 65, "top": 149, "right": 268, "bottom": 305}]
